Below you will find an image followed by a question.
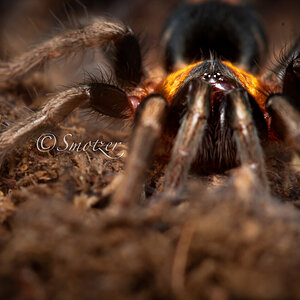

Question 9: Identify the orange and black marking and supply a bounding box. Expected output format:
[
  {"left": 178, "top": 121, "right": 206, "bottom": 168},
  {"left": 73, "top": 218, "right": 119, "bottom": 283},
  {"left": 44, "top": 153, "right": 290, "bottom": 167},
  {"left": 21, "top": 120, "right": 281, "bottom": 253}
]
[
  {"left": 128, "top": 60, "right": 276, "bottom": 136},
  {"left": 155, "top": 60, "right": 274, "bottom": 129},
  {"left": 160, "top": 61, "right": 268, "bottom": 110}
]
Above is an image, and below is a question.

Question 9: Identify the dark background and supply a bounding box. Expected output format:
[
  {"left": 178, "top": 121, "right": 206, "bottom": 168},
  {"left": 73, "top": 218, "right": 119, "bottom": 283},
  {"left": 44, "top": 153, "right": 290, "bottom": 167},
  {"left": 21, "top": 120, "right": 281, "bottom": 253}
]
[{"left": 0, "top": 0, "right": 299, "bottom": 62}]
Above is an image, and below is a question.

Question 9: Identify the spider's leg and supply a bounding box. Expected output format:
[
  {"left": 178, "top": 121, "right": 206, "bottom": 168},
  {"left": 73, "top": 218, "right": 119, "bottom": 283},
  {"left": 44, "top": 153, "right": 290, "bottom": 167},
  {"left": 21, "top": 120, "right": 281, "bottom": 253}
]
[
  {"left": 229, "top": 90, "right": 269, "bottom": 191},
  {"left": 0, "top": 87, "right": 87, "bottom": 165},
  {"left": 0, "top": 18, "right": 143, "bottom": 86},
  {"left": 266, "top": 36, "right": 300, "bottom": 84},
  {"left": 267, "top": 95, "right": 300, "bottom": 156},
  {"left": 267, "top": 39, "right": 300, "bottom": 155},
  {"left": 0, "top": 83, "right": 131, "bottom": 166},
  {"left": 112, "top": 95, "right": 168, "bottom": 208},
  {"left": 163, "top": 80, "right": 210, "bottom": 198},
  {"left": 161, "top": 1, "right": 267, "bottom": 73}
]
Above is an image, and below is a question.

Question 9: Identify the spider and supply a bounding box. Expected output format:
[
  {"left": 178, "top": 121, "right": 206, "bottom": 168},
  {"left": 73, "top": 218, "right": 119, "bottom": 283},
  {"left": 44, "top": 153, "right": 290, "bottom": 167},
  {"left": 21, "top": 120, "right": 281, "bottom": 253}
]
[{"left": 0, "top": 1, "right": 299, "bottom": 208}]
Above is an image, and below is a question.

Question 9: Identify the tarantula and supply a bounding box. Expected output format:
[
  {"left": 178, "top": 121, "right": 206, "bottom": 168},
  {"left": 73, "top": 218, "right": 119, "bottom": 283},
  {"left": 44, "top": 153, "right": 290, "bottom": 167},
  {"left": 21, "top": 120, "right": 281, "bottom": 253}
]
[{"left": 0, "top": 1, "right": 299, "bottom": 207}]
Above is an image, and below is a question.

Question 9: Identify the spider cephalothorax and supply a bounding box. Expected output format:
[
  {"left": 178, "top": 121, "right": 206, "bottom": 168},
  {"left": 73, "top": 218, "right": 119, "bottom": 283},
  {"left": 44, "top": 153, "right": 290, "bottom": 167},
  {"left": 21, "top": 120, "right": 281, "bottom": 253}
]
[
  {"left": 0, "top": 1, "right": 299, "bottom": 207},
  {"left": 156, "top": 59, "right": 270, "bottom": 174}
]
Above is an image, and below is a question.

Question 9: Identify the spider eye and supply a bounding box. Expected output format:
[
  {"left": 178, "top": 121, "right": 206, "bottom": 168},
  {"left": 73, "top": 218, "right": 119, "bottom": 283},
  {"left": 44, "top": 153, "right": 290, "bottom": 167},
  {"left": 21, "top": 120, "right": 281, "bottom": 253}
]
[{"left": 88, "top": 83, "right": 130, "bottom": 118}]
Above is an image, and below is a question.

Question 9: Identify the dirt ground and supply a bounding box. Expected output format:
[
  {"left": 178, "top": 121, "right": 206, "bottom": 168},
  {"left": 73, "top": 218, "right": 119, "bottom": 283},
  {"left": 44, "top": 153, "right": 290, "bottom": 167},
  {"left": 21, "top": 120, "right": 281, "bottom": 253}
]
[{"left": 0, "top": 1, "right": 300, "bottom": 299}]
